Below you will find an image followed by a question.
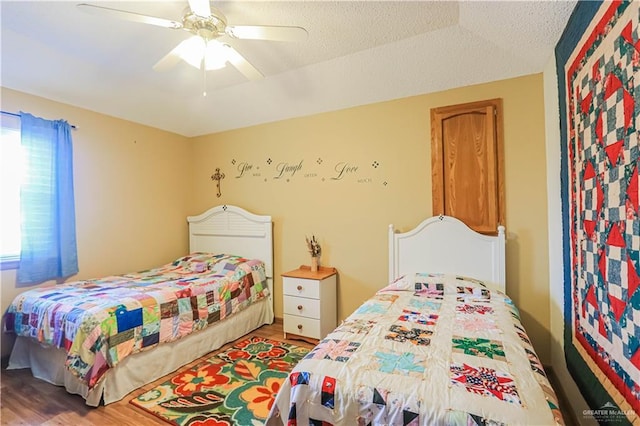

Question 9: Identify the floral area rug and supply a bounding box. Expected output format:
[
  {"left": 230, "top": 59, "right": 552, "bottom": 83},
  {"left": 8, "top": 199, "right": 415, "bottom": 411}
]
[{"left": 130, "top": 336, "right": 309, "bottom": 426}]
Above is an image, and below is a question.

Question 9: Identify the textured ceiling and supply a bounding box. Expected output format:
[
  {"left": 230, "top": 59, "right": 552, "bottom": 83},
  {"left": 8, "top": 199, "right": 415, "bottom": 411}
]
[{"left": 1, "top": 1, "right": 576, "bottom": 137}]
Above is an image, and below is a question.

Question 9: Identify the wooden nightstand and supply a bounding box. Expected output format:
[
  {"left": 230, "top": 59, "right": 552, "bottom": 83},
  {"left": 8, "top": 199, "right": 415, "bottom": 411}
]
[{"left": 281, "top": 265, "right": 337, "bottom": 343}]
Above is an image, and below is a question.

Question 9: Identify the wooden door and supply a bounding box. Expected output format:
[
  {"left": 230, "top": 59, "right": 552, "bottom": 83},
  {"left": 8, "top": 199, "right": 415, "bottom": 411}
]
[{"left": 431, "top": 99, "right": 504, "bottom": 235}]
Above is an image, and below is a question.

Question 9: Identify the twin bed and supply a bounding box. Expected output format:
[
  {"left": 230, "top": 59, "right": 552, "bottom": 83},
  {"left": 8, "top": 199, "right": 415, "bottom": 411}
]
[
  {"left": 4, "top": 206, "right": 563, "bottom": 425},
  {"left": 266, "top": 216, "right": 564, "bottom": 425},
  {"left": 5, "top": 205, "right": 275, "bottom": 406}
]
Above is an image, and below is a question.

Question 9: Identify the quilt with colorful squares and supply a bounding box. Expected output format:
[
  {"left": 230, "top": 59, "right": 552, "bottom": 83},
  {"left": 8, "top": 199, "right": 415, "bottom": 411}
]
[
  {"left": 267, "top": 274, "right": 563, "bottom": 426},
  {"left": 4, "top": 253, "right": 269, "bottom": 389}
]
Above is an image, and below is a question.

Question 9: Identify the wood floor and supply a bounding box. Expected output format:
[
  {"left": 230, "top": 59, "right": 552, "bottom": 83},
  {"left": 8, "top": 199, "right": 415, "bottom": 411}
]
[{"left": 0, "top": 322, "right": 314, "bottom": 426}]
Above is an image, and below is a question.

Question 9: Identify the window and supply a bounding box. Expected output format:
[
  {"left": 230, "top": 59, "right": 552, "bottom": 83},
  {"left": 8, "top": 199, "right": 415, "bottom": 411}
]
[{"left": 1, "top": 114, "right": 24, "bottom": 265}]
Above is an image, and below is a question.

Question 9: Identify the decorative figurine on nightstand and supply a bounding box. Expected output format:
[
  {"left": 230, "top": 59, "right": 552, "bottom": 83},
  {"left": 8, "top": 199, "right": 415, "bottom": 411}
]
[{"left": 306, "top": 235, "right": 321, "bottom": 272}]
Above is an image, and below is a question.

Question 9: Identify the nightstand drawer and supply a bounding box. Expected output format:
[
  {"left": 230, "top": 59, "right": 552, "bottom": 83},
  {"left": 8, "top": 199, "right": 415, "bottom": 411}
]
[
  {"left": 283, "top": 277, "right": 320, "bottom": 299},
  {"left": 283, "top": 314, "right": 321, "bottom": 339},
  {"left": 284, "top": 295, "right": 320, "bottom": 319}
]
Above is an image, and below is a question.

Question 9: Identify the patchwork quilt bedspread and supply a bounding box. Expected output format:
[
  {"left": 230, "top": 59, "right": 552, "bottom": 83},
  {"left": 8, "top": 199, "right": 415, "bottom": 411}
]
[
  {"left": 268, "top": 274, "right": 564, "bottom": 426},
  {"left": 4, "top": 253, "right": 269, "bottom": 389}
]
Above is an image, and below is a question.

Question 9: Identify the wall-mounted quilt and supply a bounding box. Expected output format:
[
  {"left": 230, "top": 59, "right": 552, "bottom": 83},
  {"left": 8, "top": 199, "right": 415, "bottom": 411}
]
[{"left": 557, "top": 1, "right": 639, "bottom": 424}]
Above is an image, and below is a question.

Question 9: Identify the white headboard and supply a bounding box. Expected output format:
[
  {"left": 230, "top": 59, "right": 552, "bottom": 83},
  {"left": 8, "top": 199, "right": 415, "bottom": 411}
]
[
  {"left": 187, "top": 205, "right": 274, "bottom": 301},
  {"left": 389, "top": 215, "right": 506, "bottom": 292}
]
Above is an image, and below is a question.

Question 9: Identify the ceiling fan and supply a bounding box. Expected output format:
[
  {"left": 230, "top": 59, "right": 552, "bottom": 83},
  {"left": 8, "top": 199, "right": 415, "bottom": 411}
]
[{"left": 77, "top": 0, "right": 308, "bottom": 82}]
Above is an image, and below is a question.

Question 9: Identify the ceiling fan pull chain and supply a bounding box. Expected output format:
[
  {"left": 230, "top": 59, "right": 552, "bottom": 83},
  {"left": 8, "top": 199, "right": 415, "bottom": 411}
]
[
  {"left": 202, "top": 64, "right": 207, "bottom": 97},
  {"left": 202, "top": 46, "right": 207, "bottom": 97}
]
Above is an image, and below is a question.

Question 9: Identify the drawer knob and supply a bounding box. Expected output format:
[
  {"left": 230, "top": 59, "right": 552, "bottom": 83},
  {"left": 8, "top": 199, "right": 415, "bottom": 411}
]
[
  {"left": 297, "top": 324, "right": 303, "bottom": 330},
  {"left": 297, "top": 285, "right": 303, "bottom": 291},
  {"left": 297, "top": 305, "right": 303, "bottom": 310}
]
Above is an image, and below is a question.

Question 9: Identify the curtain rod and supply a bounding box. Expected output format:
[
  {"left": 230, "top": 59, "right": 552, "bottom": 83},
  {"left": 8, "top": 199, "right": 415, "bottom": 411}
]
[{"left": 1, "top": 110, "right": 78, "bottom": 129}]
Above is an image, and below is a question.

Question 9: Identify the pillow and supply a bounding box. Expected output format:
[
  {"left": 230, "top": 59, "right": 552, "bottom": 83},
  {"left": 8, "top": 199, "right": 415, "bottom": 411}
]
[
  {"left": 379, "top": 273, "right": 488, "bottom": 294},
  {"left": 171, "top": 253, "right": 227, "bottom": 273},
  {"left": 379, "top": 272, "right": 445, "bottom": 292}
]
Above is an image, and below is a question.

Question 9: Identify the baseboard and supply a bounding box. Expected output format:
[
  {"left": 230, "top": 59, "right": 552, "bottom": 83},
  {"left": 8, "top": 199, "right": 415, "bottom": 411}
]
[
  {"left": 273, "top": 316, "right": 283, "bottom": 325},
  {"left": 545, "top": 364, "right": 579, "bottom": 426}
]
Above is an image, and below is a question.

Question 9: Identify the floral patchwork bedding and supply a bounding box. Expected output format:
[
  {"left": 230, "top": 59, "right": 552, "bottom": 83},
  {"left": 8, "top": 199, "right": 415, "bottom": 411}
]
[
  {"left": 267, "top": 274, "right": 564, "bottom": 426},
  {"left": 4, "top": 253, "right": 269, "bottom": 389}
]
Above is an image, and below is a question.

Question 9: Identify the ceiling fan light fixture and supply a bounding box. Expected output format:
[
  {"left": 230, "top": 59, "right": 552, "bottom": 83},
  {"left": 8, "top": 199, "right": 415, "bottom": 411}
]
[
  {"left": 203, "top": 40, "right": 228, "bottom": 70},
  {"left": 178, "top": 36, "right": 227, "bottom": 70}
]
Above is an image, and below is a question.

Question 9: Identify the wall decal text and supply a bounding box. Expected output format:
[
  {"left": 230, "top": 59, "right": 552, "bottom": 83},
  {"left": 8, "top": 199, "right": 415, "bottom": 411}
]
[
  {"left": 274, "top": 160, "right": 304, "bottom": 179},
  {"left": 227, "top": 156, "right": 389, "bottom": 187}
]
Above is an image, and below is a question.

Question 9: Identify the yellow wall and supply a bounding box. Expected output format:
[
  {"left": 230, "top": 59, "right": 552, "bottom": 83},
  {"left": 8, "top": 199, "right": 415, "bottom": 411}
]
[
  {"left": 0, "top": 88, "right": 193, "bottom": 357},
  {"left": 1, "top": 74, "right": 551, "bottom": 363},
  {"left": 189, "top": 73, "right": 552, "bottom": 363}
]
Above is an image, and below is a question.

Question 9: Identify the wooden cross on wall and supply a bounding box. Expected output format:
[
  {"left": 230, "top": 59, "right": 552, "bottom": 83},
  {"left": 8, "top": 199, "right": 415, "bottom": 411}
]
[{"left": 211, "top": 168, "right": 225, "bottom": 198}]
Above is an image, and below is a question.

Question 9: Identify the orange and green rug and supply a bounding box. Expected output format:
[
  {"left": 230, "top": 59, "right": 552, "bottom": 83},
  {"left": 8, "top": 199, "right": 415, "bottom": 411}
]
[{"left": 130, "top": 336, "right": 309, "bottom": 426}]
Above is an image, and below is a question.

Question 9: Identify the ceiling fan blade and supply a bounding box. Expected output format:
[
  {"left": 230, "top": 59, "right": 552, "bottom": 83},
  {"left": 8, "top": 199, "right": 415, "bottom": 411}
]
[
  {"left": 223, "top": 44, "right": 264, "bottom": 81},
  {"left": 188, "top": 0, "right": 211, "bottom": 17},
  {"left": 152, "top": 42, "right": 186, "bottom": 72},
  {"left": 77, "top": 3, "right": 182, "bottom": 29},
  {"left": 226, "top": 25, "right": 308, "bottom": 42}
]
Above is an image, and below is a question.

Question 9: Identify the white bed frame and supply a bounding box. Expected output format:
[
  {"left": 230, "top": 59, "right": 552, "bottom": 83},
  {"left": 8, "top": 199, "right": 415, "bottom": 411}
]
[
  {"left": 8, "top": 204, "right": 274, "bottom": 406},
  {"left": 389, "top": 215, "right": 506, "bottom": 292},
  {"left": 187, "top": 204, "right": 274, "bottom": 306}
]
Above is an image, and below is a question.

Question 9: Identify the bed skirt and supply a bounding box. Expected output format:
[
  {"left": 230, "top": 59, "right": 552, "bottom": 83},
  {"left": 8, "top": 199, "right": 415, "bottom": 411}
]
[{"left": 7, "top": 297, "right": 274, "bottom": 406}]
